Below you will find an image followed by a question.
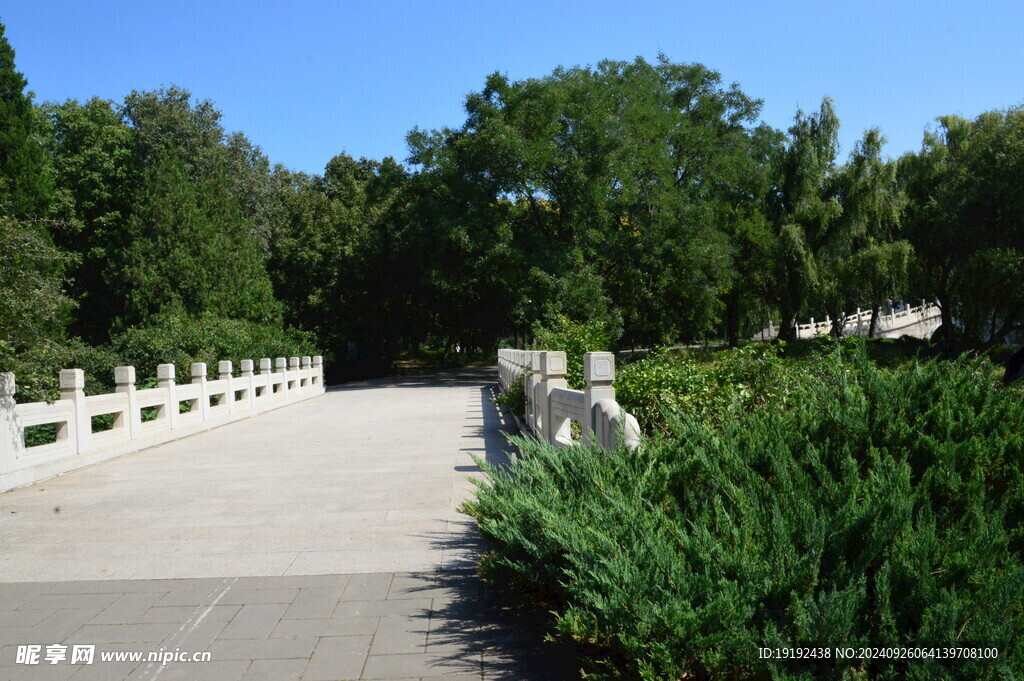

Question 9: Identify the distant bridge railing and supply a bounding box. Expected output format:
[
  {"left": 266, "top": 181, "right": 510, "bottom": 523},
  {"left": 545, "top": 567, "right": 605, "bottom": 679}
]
[
  {"left": 498, "top": 349, "right": 641, "bottom": 451},
  {"left": 755, "top": 300, "right": 942, "bottom": 340},
  {"left": 0, "top": 356, "right": 325, "bottom": 492}
]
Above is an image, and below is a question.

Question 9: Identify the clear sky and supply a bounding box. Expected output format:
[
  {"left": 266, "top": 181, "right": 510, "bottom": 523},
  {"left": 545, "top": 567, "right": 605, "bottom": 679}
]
[{"left": 3, "top": 1, "right": 1022, "bottom": 175}]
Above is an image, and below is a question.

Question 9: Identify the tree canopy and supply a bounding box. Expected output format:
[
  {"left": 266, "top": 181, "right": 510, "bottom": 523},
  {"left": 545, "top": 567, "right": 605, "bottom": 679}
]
[{"left": 1, "top": 15, "right": 1021, "bottom": 394}]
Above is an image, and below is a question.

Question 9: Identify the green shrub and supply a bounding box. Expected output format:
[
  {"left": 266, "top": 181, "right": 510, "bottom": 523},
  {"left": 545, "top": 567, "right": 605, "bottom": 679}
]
[
  {"left": 532, "top": 314, "right": 615, "bottom": 389},
  {"left": 615, "top": 344, "right": 803, "bottom": 433},
  {"left": 465, "top": 348, "right": 1024, "bottom": 680},
  {"left": 111, "top": 313, "right": 316, "bottom": 381},
  {"left": 493, "top": 374, "right": 526, "bottom": 422}
]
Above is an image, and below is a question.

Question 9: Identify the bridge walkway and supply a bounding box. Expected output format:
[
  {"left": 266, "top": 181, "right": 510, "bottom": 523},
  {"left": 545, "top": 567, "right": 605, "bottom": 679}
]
[{"left": 0, "top": 368, "right": 563, "bottom": 680}]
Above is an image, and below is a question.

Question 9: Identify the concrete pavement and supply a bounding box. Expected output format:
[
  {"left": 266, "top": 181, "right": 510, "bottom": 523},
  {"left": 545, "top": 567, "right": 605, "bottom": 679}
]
[{"left": 0, "top": 368, "right": 567, "bottom": 680}]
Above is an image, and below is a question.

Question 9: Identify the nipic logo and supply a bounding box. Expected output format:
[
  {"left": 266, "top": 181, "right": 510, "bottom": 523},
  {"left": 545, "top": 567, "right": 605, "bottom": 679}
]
[
  {"left": 15, "top": 644, "right": 209, "bottom": 666},
  {"left": 16, "top": 644, "right": 95, "bottom": 665}
]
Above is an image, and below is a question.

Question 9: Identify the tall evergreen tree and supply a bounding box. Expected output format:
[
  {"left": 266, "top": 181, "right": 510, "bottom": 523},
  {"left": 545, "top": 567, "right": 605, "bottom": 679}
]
[{"left": 0, "top": 21, "right": 51, "bottom": 217}]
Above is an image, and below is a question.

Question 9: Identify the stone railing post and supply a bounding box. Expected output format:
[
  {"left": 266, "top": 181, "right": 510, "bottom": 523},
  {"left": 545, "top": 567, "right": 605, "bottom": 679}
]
[
  {"left": 239, "top": 359, "right": 255, "bottom": 410},
  {"left": 191, "top": 363, "right": 209, "bottom": 420},
  {"left": 60, "top": 369, "right": 89, "bottom": 454},
  {"left": 157, "top": 363, "right": 177, "bottom": 429},
  {"left": 529, "top": 351, "right": 543, "bottom": 432},
  {"left": 539, "top": 351, "right": 569, "bottom": 446},
  {"left": 218, "top": 360, "right": 234, "bottom": 414},
  {"left": 583, "top": 352, "right": 616, "bottom": 448},
  {"left": 313, "top": 355, "right": 323, "bottom": 391},
  {"left": 115, "top": 366, "right": 141, "bottom": 440},
  {"left": 301, "top": 356, "right": 312, "bottom": 394},
  {"left": 276, "top": 357, "right": 288, "bottom": 401},
  {"left": 258, "top": 358, "right": 272, "bottom": 407},
  {"left": 288, "top": 357, "right": 300, "bottom": 398},
  {"left": 0, "top": 373, "right": 23, "bottom": 473}
]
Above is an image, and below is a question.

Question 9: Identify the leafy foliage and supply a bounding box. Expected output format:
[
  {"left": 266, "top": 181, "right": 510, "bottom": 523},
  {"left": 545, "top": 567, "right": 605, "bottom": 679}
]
[
  {"left": 465, "top": 348, "right": 1024, "bottom": 680},
  {"left": 531, "top": 314, "right": 615, "bottom": 389},
  {"left": 615, "top": 344, "right": 802, "bottom": 432},
  {"left": 110, "top": 314, "right": 315, "bottom": 381},
  {"left": 0, "top": 23, "right": 52, "bottom": 218},
  {"left": 492, "top": 374, "right": 526, "bottom": 422}
]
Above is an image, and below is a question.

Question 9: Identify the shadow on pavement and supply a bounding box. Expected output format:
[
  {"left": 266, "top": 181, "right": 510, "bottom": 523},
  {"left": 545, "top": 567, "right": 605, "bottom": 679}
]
[
  {"left": 396, "top": 569, "right": 580, "bottom": 680},
  {"left": 326, "top": 366, "right": 498, "bottom": 391}
]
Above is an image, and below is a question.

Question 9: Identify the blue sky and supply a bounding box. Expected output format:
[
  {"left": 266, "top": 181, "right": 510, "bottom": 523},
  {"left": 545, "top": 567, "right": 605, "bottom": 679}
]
[{"left": 3, "top": 1, "right": 1022, "bottom": 175}]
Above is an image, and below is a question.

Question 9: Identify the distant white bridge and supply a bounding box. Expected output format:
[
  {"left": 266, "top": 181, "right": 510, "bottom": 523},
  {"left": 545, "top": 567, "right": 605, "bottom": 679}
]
[{"left": 754, "top": 301, "right": 942, "bottom": 341}]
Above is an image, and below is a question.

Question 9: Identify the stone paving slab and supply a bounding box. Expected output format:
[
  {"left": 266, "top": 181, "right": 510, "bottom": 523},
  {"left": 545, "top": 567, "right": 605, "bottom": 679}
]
[
  {"left": 0, "top": 369, "right": 507, "bottom": 582},
  {"left": 0, "top": 369, "right": 577, "bottom": 679},
  {"left": 0, "top": 570, "right": 572, "bottom": 680}
]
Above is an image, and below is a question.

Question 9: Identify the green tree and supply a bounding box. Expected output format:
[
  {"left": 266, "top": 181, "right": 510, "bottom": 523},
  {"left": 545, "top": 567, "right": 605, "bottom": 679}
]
[
  {"left": 765, "top": 98, "right": 843, "bottom": 340},
  {"left": 111, "top": 147, "right": 280, "bottom": 327},
  {"left": 40, "top": 97, "right": 133, "bottom": 342},
  {"left": 899, "top": 108, "right": 1024, "bottom": 351},
  {"left": 409, "top": 56, "right": 765, "bottom": 349},
  {"left": 822, "top": 129, "right": 909, "bottom": 336},
  {"left": 0, "top": 21, "right": 52, "bottom": 218}
]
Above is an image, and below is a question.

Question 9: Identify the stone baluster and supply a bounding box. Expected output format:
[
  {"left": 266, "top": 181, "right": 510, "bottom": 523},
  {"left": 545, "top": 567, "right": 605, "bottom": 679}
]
[
  {"left": 218, "top": 360, "right": 234, "bottom": 414},
  {"left": 275, "top": 357, "right": 288, "bottom": 401},
  {"left": 240, "top": 359, "right": 256, "bottom": 410},
  {"left": 60, "top": 369, "right": 89, "bottom": 454},
  {"left": 313, "top": 356, "right": 324, "bottom": 391},
  {"left": 157, "top": 364, "right": 177, "bottom": 429},
  {"left": 191, "top": 363, "right": 209, "bottom": 420},
  {"left": 115, "top": 366, "right": 140, "bottom": 440},
  {"left": 583, "top": 352, "right": 615, "bottom": 448},
  {"left": 0, "top": 373, "right": 24, "bottom": 471},
  {"left": 539, "top": 351, "right": 569, "bottom": 446}
]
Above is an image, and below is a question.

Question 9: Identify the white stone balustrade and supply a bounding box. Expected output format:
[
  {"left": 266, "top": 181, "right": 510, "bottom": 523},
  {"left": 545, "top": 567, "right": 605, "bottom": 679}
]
[
  {"left": 0, "top": 355, "right": 326, "bottom": 492},
  {"left": 755, "top": 300, "right": 942, "bottom": 341},
  {"left": 498, "top": 349, "right": 641, "bottom": 451}
]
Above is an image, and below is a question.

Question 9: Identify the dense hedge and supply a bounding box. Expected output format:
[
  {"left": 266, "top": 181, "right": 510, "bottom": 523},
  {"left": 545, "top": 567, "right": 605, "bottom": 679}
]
[
  {"left": 615, "top": 344, "right": 803, "bottom": 433},
  {"left": 4, "top": 314, "right": 316, "bottom": 403},
  {"left": 465, "top": 347, "right": 1024, "bottom": 680}
]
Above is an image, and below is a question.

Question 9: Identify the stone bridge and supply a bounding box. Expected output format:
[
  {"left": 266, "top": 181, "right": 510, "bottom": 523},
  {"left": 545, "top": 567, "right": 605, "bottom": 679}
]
[
  {"left": 753, "top": 300, "right": 943, "bottom": 341},
  {"left": 0, "top": 361, "right": 570, "bottom": 680}
]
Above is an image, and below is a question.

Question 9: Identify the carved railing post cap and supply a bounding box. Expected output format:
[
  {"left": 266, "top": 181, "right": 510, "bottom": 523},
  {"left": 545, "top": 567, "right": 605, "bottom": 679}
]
[
  {"left": 301, "top": 356, "right": 311, "bottom": 367},
  {"left": 313, "top": 355, "right": 323, "bottom": 366},
  {"left": 191, "top": 362, "right": 207, "bottom": 378},
  {"left": 275, "top": 357, "right": 287, "bottom": 370},
  {"left": 157, "top": 363, "right": 176, "bottom": 380},
  {"left": 530, "top": 351, "right": 542, "bottom": 372},
  {"left": 218, "top": 360, "right": 233, "bottom": 374},
  {"left": 241, "top": 359, "right": 255, "bottom": 373},
  {"left": 59, "top": 368, "right": 85, "bottom": 390},
  {"left": 114, "top": 366, "right": 136, "bottom": 385},
  {"left": 0, "top": 372, "right": 15, "bottom": 397},
  {"left": 540, "top": 351, "right": 566, "bottom": 377},
  {"left": 584, "top": 352, "right": 615, "bottom": 383},
  {"left": 260, "top": 358, "right": 273, "bottom": 370}
]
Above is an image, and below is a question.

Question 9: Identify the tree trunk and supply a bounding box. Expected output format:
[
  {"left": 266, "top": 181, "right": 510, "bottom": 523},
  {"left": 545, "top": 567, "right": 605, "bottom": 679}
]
[
  {"left": 725, "top": 291, "right": 741, "bottom": 348},
  {"left": 938, "top": 298, "right": 958, "bottom": 348},
  {"left": 777, "top": 311, "right": 795, "bottom": 341},
  {"left": 868, "top": 303, "right": 880, "bottom": 338}
]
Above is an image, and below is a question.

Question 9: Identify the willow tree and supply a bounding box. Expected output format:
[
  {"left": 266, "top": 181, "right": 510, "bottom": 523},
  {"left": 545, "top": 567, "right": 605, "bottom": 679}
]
[
  {"left": 822, "top": 129, "right": 909, "bottom": 336},
  {"left": 765, "top": 98, "right": 843, "bottom": 340}
]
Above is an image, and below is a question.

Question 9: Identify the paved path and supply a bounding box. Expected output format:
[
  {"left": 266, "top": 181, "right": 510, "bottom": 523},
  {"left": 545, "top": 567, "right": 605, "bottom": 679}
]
[{"left": 0, "top": 368, "right": 565, "bottom": 680}]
